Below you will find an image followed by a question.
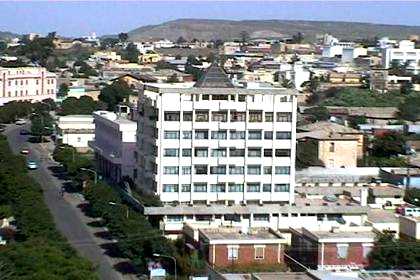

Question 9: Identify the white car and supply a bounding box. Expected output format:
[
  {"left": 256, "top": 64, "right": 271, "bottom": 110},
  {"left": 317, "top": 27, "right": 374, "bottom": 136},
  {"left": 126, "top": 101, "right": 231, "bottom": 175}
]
[
  {"left": 26, "top": 160, "right": 38, "bottom": 170},
  {"left": 15, "top": 119, "right": 26, "bottom": 125}
]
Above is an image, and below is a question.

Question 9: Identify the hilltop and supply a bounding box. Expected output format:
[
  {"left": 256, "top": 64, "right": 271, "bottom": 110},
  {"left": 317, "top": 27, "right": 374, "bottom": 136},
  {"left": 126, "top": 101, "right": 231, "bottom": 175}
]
[{"left": 127, "top": 18, "right": 420, "bottom": 41}]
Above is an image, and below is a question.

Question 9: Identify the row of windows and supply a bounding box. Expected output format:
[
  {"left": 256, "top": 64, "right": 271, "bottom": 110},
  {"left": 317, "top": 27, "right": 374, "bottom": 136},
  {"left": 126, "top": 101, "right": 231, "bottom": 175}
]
[
  {"left": 187, "top": 93, "right": 291, "bottom": 103},
  {"left": 164, "top": 130, "right": 291, "bottom": 140},
  {"left": 164, "top": 148, "right": 291, "bottom": 158},
  {"left": 162, "top": 183, "right": 290, "bottom": 193},
  {"left": 6, "top": 79, "right": 53, "bottom": 86},
  {"left": 164, "top": 111, "right": 292, "bottom": 123},
  {"left": 163, "top": 165, "right": 290, "bottom": 175}
]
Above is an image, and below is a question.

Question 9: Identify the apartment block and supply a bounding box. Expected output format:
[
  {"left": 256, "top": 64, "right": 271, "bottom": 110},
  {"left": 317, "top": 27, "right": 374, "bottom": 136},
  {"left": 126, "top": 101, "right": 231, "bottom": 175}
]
[
  {"left": 137, "top": 64, "right": 298, "bottom": 205},
  {"left": 382, "top": 40, "right": 420, "bottom": 74},
  {"left": 0, "top": 67, "right": 56, "bottom": 106}
]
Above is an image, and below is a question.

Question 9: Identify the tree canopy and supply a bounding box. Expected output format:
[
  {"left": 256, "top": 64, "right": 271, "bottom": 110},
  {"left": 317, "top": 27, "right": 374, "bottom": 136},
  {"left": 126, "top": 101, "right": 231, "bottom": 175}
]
[
  {"left": 398, "top": 93, "right": 420, "bottom": 122},
  {"left": 98, "top": 80, "right": 135, "bottom": 110},
  {"left": 58, "top": 96, "right": 103, "bottom": 115}
]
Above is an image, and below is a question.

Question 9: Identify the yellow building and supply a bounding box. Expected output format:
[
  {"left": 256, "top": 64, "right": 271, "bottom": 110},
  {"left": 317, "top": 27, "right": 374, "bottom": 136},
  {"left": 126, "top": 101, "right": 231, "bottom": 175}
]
[
  {"left": 298, "top": 131, "right": 359, "bottom": 168},
  {"left": 329, "top": 72, "right": 361, "bottom": 84},
  {"left": 138, "top": 50, "right": 161, "bottom": 64}
]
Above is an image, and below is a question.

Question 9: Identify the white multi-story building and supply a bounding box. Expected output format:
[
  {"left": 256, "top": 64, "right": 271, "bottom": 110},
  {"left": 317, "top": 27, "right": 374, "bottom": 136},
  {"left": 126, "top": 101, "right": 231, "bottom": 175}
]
[
  {"left": 382, "top": 40, "right": 420, "bottom": 74},
  {"left": 56, "top": 115, "right": 95, "bottom": 152},
  {"left": 0, "top": 67, "right": 56, "bottom": 106},
  {"left": 90, "top": 110, "right": 137, "bottom": 183},
  {"left": 137, "top": 65, "right": 298, "bottom": 205}
]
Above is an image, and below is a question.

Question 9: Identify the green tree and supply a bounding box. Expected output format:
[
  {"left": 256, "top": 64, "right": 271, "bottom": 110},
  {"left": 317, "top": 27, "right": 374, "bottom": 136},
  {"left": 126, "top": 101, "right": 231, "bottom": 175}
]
[
  {"left": 369, "top": 233, "right": 420, "bottom": 270},
  {"left": 100, "top": 38, "right": 119, "bottom": 49},
  {"left": 348, "top": 115, "right": 367, "bottom": 129},
  {"left": 292, "top": 32, "right": 304, "bottom": 43},
  {"left": 304, "top": 106, "right": 330, "bottom": 122},
  {"left": 98, "top": 80, "right": 135, "bottom": 110},
  {"left": 371, "top": 132, "right": 406, "bottom": 157},
  {"left": 121, "top": 43, "right": 139, "bottom": 63},
  {"left": 58, "top": 83, "right": 69, "bottom": 98},
  {"left": 296, "top": 139, "right": 324, "bottom": 169},
  {"left": 176, "top": 36, "right": 187, "bottom": 44},
  {"left": 59, "top": 96, "right": 99, "bottom": 115},
  {"left": 281, "top": 79, "right": 293, "bottom": 89},
  {"left": 118, "top": 32, "right": 129, "bottom": 42},
  {"left": 239, "top": 31, "right": 250, "bottom": 44},
  {"left": 398, "top": 94, "right": 420, "bottom": 122}
]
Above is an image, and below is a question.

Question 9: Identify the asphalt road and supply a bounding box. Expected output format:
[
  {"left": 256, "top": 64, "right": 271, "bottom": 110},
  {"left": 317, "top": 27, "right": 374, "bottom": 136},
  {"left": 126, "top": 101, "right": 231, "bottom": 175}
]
[{"left": 4, "top": 124, "right": 123, "bottom": 280}]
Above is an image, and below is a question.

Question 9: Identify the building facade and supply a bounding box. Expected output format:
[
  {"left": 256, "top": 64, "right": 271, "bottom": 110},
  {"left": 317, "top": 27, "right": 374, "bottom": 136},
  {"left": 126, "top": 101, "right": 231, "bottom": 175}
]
[
  {"left": 90, "top": 111, "right": 137, "bottom": 183},
  {"left": 382, "top": 40, "right": 420, "bottom": 74},
  {"left": 137, "top": 65, "right": 298, "bottom": 205},
  {"left": 0, "top": 67, "right": 56, "bottom": 106},
  {"left": 56, "top": 115, "right": 95, "bottom": 152}
]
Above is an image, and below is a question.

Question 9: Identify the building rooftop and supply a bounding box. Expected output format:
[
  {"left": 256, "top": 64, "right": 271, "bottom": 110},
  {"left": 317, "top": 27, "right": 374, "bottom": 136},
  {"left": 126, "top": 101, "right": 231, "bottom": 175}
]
[
  {"left": 367, "top": 209, "right": 398, "bottom": 224},
  {"left": 369, "top": 184, "right": 405, "bottom": 197},
  {"left": 297, "top": 131, "right": 359, "bottom": 141},
  {"left": 298, "top": 121, "right": 361, "bottom": 134},
  {"left": 200, "top": 227, "right": 285, "bottom": 244},
  {"left": 302, "top": 227, "right": 376, "bottom": 242},
  {"left": 358, "top": 270, "right": 420, "bottom": 280},
  {"left": 222, "top": 272, "right": 315, "bottom": 280},
  {"left": 144, "top": 198, "right": 368, "bottom": 216},
  {"left": 194, "top": 64, "right": 235, "bottom": 88}
]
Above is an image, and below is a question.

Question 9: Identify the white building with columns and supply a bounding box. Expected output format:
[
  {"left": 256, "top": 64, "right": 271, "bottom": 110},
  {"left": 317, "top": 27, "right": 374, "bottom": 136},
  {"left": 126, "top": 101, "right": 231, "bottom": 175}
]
[
  {"left": 137, "top": 64, "right": 298, "bottom": 205},
  {"left": 0, "top": 67, "right": 56, "bottom": 106}
]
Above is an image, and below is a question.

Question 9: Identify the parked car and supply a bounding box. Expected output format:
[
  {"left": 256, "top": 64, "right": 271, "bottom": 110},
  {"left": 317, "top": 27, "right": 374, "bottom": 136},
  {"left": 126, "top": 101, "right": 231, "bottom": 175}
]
[
  {"left": 26, "top": 160, "right": 38, "bottom": 170},
  {"left": 20, "top": 149, "right": 30, "bottom": 155},
  {"left": 20, "top": 129, "right": 30, "bottom": 135},
  {"left": 15, "top": 119, "right": 26, "bottom": 125}
]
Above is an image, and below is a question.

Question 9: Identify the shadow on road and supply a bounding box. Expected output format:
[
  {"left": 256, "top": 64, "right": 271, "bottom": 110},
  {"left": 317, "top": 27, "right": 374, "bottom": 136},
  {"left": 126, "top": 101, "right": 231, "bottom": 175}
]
[
  {"left": 113, "top": 261, "right": 138, "bottom": 275},
  {"left": 100, "top": 242, "right": 124, "bottom": 258}
]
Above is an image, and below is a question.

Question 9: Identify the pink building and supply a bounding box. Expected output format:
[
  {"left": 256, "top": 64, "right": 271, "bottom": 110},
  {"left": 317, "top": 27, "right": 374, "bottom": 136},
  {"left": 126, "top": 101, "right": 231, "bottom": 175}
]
[{"left": 0, "top": 67, "right": 56, "bottom": 106}]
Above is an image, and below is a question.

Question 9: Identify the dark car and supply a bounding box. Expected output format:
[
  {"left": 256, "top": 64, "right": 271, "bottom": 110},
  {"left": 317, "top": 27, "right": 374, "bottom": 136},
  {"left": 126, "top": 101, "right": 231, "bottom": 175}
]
[{"left": 20, "top": 129, "right": 30, "bottom": 135}]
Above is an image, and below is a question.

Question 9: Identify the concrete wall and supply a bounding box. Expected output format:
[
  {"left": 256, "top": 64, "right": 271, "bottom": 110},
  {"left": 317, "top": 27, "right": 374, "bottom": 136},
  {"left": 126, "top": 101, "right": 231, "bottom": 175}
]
[{"left": 318, "top": 139, "right": 358, "bottom": 168}]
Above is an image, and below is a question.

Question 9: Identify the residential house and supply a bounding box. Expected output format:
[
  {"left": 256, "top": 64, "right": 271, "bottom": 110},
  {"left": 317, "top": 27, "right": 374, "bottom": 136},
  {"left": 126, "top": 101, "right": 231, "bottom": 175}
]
[
  {"left": 290, "top": 227, "right": 376, "bottom": 271},
  {"left": 138, "top": 50, "right": 161, "bottom": 64},
  {"left": 56, "top": 115, "right": 95, "bottom": 152},
  {"left": 199, "top": 227, "right": 287, "bottom": 268}
]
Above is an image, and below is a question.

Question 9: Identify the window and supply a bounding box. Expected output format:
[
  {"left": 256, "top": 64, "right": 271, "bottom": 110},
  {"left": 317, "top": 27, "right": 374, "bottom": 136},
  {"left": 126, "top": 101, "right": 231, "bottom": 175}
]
[
  {"left": 77, "top": 137, "right": 81, "bottom": 142},
  {"left": 276, "top": 112, "right": 292, "bottom": 122},
  {"left": 167, "top": 215, "right": 183, "bottom": 222},
  {"left": 202, "top": 94, "right": 209, "bottom": 100},
  {"left": 230, "top": 111, "right": 246, "bottom": 122},
  {"left": 212, "top": 111, "right": 228, "bottom": 122},
  {"left": 275, "top": 149, "right": 291, "bottom": 157},
  {"left": 211, "top": 184, "right": 225, "bottom": 192},
  {"left": 210, "top": 165, "right": 226, "bottom": 175},
  {"left": 181, "top": 184, "right": 191, "bottom": 192},
  {"left": 183, "top": 111, "right": 192, "bottom": 121},
  {"left": 163, "top": 184, "right": 178, "bottom": 192},
  {"left": 182, "top": 131, "right": 192, "bottom": 139},
  {"left": 249, "top": 111, "right": 263, "bottom": 122},
  {"left": 230, "top": 130, "right": 245, "bottom": 140},
  {"left": 211, "top": 130, "right": 227, "bottom": 140},
  {"left": 194, "top": 165, "right": 208, "bottom": 175},
  {"left": 164, "top": 148, "right": 179, "bottom": 157},
  {"left": 164, "top": 111, "right": 180, "bottom": 121},
  {"left": 262, "top": 184, "right": 271, "bottom": 192},
  {"left": 255, "top": 246, "right": 265, "bottom": 259},
  {"left": 164, "top": 131, "right": 179, "bottom": 139},
  {"left": 362, "top": 243, "right": 373, "bottom": 258},
  {"left": 276, "top": 132, "right": 291, "bottom": 139},
  {"left": 248, "top": 148, "right": 261, "bottom": 157},
  {"left": 247, "top": 183, "right": 260, "bottom": 192},
  {"left": 228, "top": 246, "right": 238, "bottom": 260},
  {"left": 211, "top": 148, "right": 227, "bottom": 157},
  {"left": 264, "top": 149, "right": 273, "bottom": 157},
  {"left": 254, "top": 214, "right": 269, "bottom": 221},
  {"left": 264, "top": 131, "right": 273, "bottom": 140},
  {"left": 228, "top": 183, "right": 244, "bottom": 192},
  {"left": 248, "top": 130, "right": 262, "bottom": 140},
  {"left": 163, "top": 166, "right": 178, "bottom": 175},
  {"left": 329, "top": 142, "right": 335, "bottom": 152},
  {"left": 195, "top": 110, "right": 209, "bottom": 122},
  {"left": 265, "top": 112, "right": 274, "bottom": 122},
  {"left": 194, "top": 148, "right": 208, "bottom": 157},
  {"left": 263, "top": 166, "right": 272, "bottom": 175},
  {"left": 229, "top": 165, "right": 244, "bottom": 175},
  {"left": 238, "top": 95, "right": 246, "bottom": 102},
  {"left": 182, "top": 166, "right": 191, "bottom": 175},
  {"left": 274, "top": 184, "right": 290, "bottom": 192},
  {"left": 247, "top": 165, "right": 261, "bottom": 175},
  {"left": 194, "top": 183, "right": 207, "bottom": 192},
  {"left": 336, "top": 244, "right": 349, "bottom": 259},
  {"left": 275, "top": 166, "right": 290, "bottom": 175},
  {"left": 230, "top": 148, "right": 245, "bottom": 157},
  {"left": 195, "top": 130, "right": 208, "bottom": 139},
  {"left": 182, "top": 149, "right": 192, "bottom": 157}
]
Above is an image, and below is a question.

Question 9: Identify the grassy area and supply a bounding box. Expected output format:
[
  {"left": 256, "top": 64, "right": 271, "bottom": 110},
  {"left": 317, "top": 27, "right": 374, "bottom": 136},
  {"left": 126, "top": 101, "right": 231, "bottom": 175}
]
[{"left": 320, "top": 88, "right": 405, "bottom": 107}]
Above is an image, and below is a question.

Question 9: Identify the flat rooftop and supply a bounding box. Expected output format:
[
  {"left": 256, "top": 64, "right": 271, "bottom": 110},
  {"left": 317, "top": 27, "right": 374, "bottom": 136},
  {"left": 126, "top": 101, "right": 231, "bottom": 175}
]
[
  {"left": 367, "top": 209, "right": 399, "bottom": 224},
  {"left": 200, "top": 227, "right": 283, "bottom": 242},
  {"left": 144, "top": 198, "right": 368, "bottom": 216},
  {"left": 222, "top": 272, "right": 315, "bottom": 280},
  {"left": 358, "top": 270, "right": 420, "bottom": 280}
]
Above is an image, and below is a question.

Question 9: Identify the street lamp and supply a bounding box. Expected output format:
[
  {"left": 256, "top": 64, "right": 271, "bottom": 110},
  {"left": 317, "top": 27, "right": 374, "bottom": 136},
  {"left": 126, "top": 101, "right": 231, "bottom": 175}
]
[
  {"left": 153, "top": 253, "right": 177, "bottom": 280},
  {"left": 108, "top": 202, "right": 129, "bottom": 218},
  {"left": 80, "top": 168, "right": 98, "bottom": 184}
]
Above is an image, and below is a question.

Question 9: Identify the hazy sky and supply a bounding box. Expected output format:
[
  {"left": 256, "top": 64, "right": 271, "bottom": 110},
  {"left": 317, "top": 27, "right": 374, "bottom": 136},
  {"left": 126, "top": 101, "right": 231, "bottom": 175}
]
[{"left": 0, "top": 1, "right": 419, "bottom": 37}]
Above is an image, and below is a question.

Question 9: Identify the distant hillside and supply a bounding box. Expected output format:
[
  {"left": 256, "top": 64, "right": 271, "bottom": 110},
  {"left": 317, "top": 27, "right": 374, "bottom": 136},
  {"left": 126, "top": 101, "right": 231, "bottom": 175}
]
[
  {"left": 128, "top": 19, "right": 420, "bottom": 41},
  {"left": 0, "top": 31, "right": 18, "bottom": 40}
]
